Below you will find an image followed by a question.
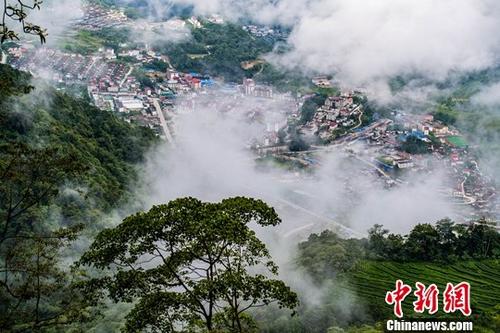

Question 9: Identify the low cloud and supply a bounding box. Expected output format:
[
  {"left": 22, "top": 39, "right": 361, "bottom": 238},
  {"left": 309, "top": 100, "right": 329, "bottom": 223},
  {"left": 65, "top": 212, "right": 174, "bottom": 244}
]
[
  {"left": 137, "top": 92, "right": 458, "bottom": 240},
  {"left": 267, "top": 0, "right": 500, "bottom": 85},
  {"left": 131, "top": 18, "right": 191, "bottom": 46},
  {"left": 164, "top": 0, "right": 500, "bottom": 87},
  {"left": 29, "top": 0, "right": 84, "bottom": 45},
  {"left": 472, "top": 82, "right": 500, "bottom": 106}
]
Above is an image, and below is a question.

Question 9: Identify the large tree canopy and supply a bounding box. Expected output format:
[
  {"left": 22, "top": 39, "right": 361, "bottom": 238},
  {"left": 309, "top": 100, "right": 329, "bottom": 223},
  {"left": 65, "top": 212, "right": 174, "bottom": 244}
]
[{"left": 80, "top": 197, "right": 298, "bottom": 333}]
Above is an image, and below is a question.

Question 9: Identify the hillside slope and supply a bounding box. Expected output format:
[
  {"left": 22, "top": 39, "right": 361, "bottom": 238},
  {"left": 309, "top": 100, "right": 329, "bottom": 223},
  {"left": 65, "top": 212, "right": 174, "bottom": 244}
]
[{"left": 0, "top": 63, "right": 157, "bottom": 216}]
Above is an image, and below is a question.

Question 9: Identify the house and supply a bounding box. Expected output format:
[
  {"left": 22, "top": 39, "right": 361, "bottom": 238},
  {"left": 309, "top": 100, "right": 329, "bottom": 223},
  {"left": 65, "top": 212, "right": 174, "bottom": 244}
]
[
  {"left": 433, "top": 124, "right": 450, "bottom": 136},
  {"left": 191, "top": 78, "right": 201, "bottom": 89}
]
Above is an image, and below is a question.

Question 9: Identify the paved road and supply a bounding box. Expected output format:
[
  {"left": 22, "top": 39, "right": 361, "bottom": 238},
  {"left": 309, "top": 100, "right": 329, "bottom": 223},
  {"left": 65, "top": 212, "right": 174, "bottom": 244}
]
[
  {"left": 152, "top": 98, "right": 176, "bottom": 147},
  {"left": 83, "top": 56, "right": 97, "bottom": 78},
  {"left": 120, "top": 65, "right": 134, "bottom": 88},
  {"left": 276, "top": 196, "right": 365, "bottom": 239},
  {"left": 243, "top": 184, "right": 365, "bottom": 239}
]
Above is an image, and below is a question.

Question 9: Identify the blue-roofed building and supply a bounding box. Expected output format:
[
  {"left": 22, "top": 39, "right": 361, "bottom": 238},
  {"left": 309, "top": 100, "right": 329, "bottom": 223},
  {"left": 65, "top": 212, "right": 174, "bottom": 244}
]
[
  {"left": 398, "top": 130, "right": 427, "bottom": 142},
  {"left": 201, "top": 79, "right": 215, "bottom": 87}
]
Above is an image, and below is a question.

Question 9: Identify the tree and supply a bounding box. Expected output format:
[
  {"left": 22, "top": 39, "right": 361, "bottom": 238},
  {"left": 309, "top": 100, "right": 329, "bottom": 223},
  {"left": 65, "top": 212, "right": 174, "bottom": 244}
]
[
  {"left": 79, "top": 197, "right": 298, "bottom": 333},
  {"left": 1, "top": 1, "right": 47, "bottom": 44},
  {"left": 400, "top": 135, "right": 430, "bottom": 155},
  {"left": 435, "top": 218, "right": 458, "bottom": 261},
  {"left": 405, "top": 224, "right": 441, "bottom": 261},
  {"left": 288, "top": 127, "right": 310, "bottom": 152},
  {"left": 462, "top": 219, "right": 500, "bottom": 259},
  {"left": 0, "top": 143, "right": 84, "bottom": 243},
  {"left": 0, "top": 144, "right": 92, "bottom": 331},
  {"left": 0, "top": 225, "right": 93, "bottom": 331},
  {"left": 297, "top": 230, "right": 366, "bottom": 282},
  {"left": 299, "top": 95, "right": 325, "bottom": 125},
  {"left": 367, "top": 224, "right": 389, "bottom": 259}
]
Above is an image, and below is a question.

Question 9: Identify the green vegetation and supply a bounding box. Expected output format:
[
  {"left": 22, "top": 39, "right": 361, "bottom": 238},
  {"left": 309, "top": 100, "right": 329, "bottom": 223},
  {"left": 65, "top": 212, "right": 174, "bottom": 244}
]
[
  {"left": 0, "top": 64, "right": 156, "bottom": 331},
  {"left": 297, "top": 230, "right": 366, "bottom": 281},
  {"left": 425, "top": 67, "right": 500, "bottom": 162},
  {"left": 289, "top": 128, "right": 311, "bottom": 152},
  {"left": 446, "top": 135, "right": 468, "bottom": 148},
  {"left": 349, "top": 260, "right": 500, "bottom": 322},
  {"left": 132, "top": 67, "right": 156, "bottom": 88},
  {"left": 79, "top": 197, "right": 298, "bottom": 333},
  {"left": 299, "top": 94, "right": 327, "bottom": 125},
  {"left": 366, "top": 220, "right": 500, "bottom": 262},
  {"left": 157, "top": 22, "right": 274, "bottom": 82},
  {"left": 0, "top": 65, "right": 156, "bottom": 209},
  {"left": 433, "top": 103, "right": 459, "bottom": 125},
  {"left": 400, "top": 135, "right": 431, "bottom": 154},
  {"left": 252, "top": 63, "right": 312, "bottom": 93},
  {"left": 92, "top": 0, "right": 193, "bottom": 19},
  {"left": 312, "top": 86, "right": 340, "bottom": 97},
  {"left": 144, "top": 59, "right": 169, "bottom": 72},
  {"left": 62, "top": 30, "right": 103, "bottom": 55},
  {"left": 277, "top": 220, "right": 500, "bottom": 333},
  {"left": 62, "top": 27, "right": 131, "bottom": 54}
]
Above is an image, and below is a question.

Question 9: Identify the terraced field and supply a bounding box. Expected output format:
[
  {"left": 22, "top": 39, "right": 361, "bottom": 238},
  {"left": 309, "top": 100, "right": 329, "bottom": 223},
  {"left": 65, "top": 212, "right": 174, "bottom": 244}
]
[{"left": 345, "top": 260, "right": 500, "bottom": 319}]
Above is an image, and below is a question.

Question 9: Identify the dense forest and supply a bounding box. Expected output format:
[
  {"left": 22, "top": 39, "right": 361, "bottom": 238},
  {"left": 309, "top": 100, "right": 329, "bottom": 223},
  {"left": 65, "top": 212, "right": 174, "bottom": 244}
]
[
  {"left": 0, "top": 64, "right": 156, "bottom": 331},
  {"left": 0, "top": 65, "right": 298, "bottom": 332},
  {"left": 156, "top": 22, "right": 274, "bottom": 82}
]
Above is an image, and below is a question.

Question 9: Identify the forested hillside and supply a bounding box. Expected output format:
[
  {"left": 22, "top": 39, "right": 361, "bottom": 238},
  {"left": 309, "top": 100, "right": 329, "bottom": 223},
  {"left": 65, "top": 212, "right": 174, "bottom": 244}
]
[
  {"left": 0, "top": 64, "right": 156, "bottom": 211},
  {"left": 0, "top": 64, "right": 156, "bottom": 331}
]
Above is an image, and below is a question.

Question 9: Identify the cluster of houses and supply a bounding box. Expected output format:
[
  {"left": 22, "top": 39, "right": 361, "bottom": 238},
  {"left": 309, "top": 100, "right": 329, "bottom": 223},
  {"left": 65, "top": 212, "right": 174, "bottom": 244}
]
[
  {"left": 302, "top": 92, "right": 363, "bottom": 140},
  {"left": 241, "top": 79, "right": 274, "bottom": 98},
  {"left": 242, "top": 25, "right": 287, "bottom": 40},
  {"left": 359, "top": 111, "right": 496, "bottom": 213},
  {"left": 370, "top": 113, "right": 463, "bottom": 171},
  {"left": 160, "top": 69, "right": 215, "bottom": 93},
  {"left": 7, "top": 47, "right": 131, "bottom": 86},
  {"left": 75, "top": 4, "right": 129, "bottom": 31}
]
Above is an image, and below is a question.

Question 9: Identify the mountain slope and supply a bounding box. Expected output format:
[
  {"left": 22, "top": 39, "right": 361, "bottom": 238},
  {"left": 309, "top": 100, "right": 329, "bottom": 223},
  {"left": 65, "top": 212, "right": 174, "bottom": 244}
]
[{"left": 0, "top": 63, "right": 156, "bottom": 214}]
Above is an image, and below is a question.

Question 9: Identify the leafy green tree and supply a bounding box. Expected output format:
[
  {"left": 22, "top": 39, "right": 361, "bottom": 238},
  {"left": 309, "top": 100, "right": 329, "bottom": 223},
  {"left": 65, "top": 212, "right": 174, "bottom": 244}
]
[
  {"left": 462, "top": 219, "right": 500, "bottom": 258},
  {"left": 400, "top": 135, "right": 431, "bottom": 154},
  {"left": 0, "top": 62, "right": 156, "bottom": 332},
  {"left": 403, "top": 224, "right": 441, "bottom": 261},
  {"left": 435, "top": 218, "right": 458, "bottom": 260},
  {"left": 0, "top": 144, "right": 93, "bottom": 331},
  {"left": 299, "top": 95, "right": 326, "bottom": 125},
  {"left": 297, "top": 230, "right": 365, "bottom": 282},
  {"left": 79, "top": 197, "right": 298, "bottom": 333},
  {"left": 288, "top": 127, "right": 310, "bottom": 152},
  {"left": 0, "top": 144, "right": 85, "bottom": 242},
  {"left": 0, "top": 226, "right": 94, "bottom": 331},
  {"left": 433, "top": 104, "right": 458, "bottom": 125},
  {"left": 366, "top": 224, "right": 389, "bottom": 259},
  {"left": 385, "top": 234, "right": 405, "bottom": 260}
]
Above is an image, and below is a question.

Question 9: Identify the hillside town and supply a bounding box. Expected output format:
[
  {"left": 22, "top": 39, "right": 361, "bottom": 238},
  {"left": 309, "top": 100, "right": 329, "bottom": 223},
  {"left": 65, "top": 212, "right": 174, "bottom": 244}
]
[
  {"left": 3, "top": 3, "right": 497, "bottom": 225},
  {"left": 301, "top": 92, "right": 364, "bottom": 140},
  {"left": 75, "top": 2, "right": 129, "bottom": 31},
  {"left": 2, "top": 2, "right": 500, "bottom": 333}
]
